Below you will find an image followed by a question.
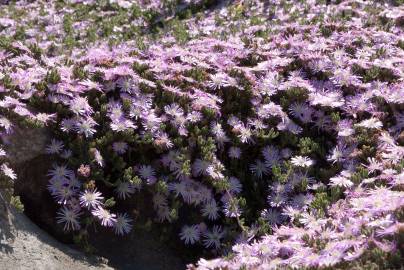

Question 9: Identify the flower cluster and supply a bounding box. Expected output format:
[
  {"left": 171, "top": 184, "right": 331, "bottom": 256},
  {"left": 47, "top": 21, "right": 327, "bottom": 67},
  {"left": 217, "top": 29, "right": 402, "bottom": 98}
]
[{"left": 0, "top": 0, "right": 403, "bottom": 269}]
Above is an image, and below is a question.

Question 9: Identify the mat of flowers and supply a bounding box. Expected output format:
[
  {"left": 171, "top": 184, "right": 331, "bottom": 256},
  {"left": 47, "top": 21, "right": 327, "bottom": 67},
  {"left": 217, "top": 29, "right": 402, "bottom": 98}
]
[{"left": 0, "top": 0, "right": 403, "bottom": 269}]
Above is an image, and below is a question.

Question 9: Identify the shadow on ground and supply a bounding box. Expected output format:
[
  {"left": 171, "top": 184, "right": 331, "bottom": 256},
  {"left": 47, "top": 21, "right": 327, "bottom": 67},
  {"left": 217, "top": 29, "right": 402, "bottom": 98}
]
[
  {"left": 4, "top": 125, "right": 187, "bottom": 270},
  {"left": 13, "top": 155, "right": 187, "bottom": 270}
]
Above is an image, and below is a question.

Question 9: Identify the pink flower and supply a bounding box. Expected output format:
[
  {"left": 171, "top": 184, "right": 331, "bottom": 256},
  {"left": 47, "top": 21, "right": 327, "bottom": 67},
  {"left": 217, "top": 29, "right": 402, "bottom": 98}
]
[
  {"left": 79, "top": 189, "right": 104, "bottom": 209},
  {"left": 91, "top": 206, "right": 117, "bottom": 227}
]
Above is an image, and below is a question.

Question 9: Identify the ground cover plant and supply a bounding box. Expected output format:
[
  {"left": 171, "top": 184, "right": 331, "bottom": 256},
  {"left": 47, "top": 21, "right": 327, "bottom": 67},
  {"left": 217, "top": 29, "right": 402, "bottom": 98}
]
[{"left": 0, "top": 0, "right": 403, "bottom": 269}]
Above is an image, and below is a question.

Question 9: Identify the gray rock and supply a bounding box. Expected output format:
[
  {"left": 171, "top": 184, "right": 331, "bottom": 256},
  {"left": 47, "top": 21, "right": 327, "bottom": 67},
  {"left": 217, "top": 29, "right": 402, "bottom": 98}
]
[
  {"left": 2, "top": 125, "right": 49, "bottom": 166},
  {"left": 0, "top": 200, "right": 112, "bottom": 270}
]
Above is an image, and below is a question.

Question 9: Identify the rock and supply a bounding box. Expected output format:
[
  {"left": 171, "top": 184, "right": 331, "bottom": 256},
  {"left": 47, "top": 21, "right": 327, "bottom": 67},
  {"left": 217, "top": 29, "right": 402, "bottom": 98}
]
[
  {"left": 1, "top": 125, "right": 49, "bottom": 166},
  {"left": 0, "top": 200, "right": 112, "bottom": 270}
]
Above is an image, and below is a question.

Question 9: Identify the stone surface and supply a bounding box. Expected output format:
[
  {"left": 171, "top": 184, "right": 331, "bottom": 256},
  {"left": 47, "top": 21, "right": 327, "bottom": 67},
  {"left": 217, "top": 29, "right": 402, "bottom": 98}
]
[
  {"left": 0, "top": 199, "right": 112, "bottom": 270},
  {"left": 2, "top": 125, "right": 49, "bottom": 166}
]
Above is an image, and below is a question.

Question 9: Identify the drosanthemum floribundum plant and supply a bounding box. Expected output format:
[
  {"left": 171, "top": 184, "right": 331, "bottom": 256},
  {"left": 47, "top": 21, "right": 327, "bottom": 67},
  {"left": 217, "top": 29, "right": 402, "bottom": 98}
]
[{"left": 0, "top": 0, "right": 403, "bottom": 269}]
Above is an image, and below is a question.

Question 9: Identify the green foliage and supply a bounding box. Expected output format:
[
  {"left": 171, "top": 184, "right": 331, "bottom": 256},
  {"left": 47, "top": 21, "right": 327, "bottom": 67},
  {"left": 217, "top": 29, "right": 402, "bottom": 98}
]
[
  {"left": 10, "top": 196, "right": 24, "bottom": 212},
  {"left": 256, "top": 128, "right": 279, "bottom": 142},
  {"left": 310, "top": 192, "right": 330, "bottom": 216},
  {"left": 198, "top": 136, "right": 217, "bottom": 161},
  {"left": 168, "top": 18, "right": 189, "bottom": 44},
  {"left": 28, "top": 43, "right": 43, "bottom": 60},
  {"left": 73, "top": 65, "right": 88, "bottom": 80},
  {"left": 104, "top": 197, "right": 116, "bottom": 208},
  {"left": 351, "top": 167, "right": 369, "bottom": 185},
  {"left": 156, "top": 180, "right": 168, "bottom": 195},
  {"left": 46, "top": 68, "right": 61, "bottom": 84},
  {"left": 320, "top": 24, "right": 334, "bottom": 37},
  {"left": 298, "top": 137, "right": 320, "bottom": 156},
  {"left": 130, "top": 175, "right": 142, "bottom": 187},
  {"left": 212, "top": 178, "right": 230, "bottom": 192}
]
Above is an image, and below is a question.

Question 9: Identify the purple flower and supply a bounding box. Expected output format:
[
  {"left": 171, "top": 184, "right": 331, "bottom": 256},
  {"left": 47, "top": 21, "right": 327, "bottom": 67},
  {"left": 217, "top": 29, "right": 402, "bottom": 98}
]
[
  {"left": 74, "top": 117, "right": 97, "bottom": 137},
  {"left": 202, "top": 225, "right": 224, "bottom": 249},
  {"left": 111, "top": 117, "right": 137, "bottom": 132},
  {"left": 201, "top": 200, "right": 219, "bottom": 220},
  {"left": 1, "top": 163, "right": 16, "bottom": 180},
  {"left": 115, "top": 181, "right": 136, "bottom": 200},
  {"left": 260, "top": 209, "right": 283, "bottom": 225},
  {"left": 138, "top": 164, "right": 157, "bottom": 185},
  {"left": 45, "top": 139, "right": 64, "bottom": 155},
  {"left": 179, "top": 225, "right": 201, "bottom": 245},
  {"left": 289, "top": 102, "right": 313, "bottom": 123},
  {"left": 290, "top": 156, "right": 314, "bottom": 168},
  {"left": 262, "top": 146, "right": 281, "bottom": 167},
  {"left": 207, "top": 73, "right": 232, "bottom": 90},
  {"left": 0, "top": 117, "right": 12, "bottom": 134},
  {"left": 57, "top": 206, "right": 81, "bottom": 231},
  {"left": 79, "top": 189, "right": 104, "bottom": 209},
  {"left": 91, "top": 206, "right": 117, "bottom": 227},
  {"left": 249, "top": 160, "right": 268, "bottom": 178},
  {"left": 114, "top": 213, "right": 133, "bottom": 235},
  {"left": 69, "top": 96, "right": 93, "bottom": 115},
  {"left": 329, "top": 171, "right": 354, "bottom": 188},
  {"left": 112, "top": 141, "right": 128, "bottom": 154}
]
